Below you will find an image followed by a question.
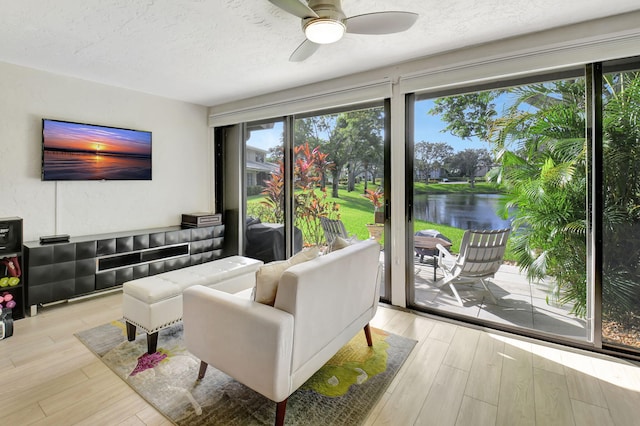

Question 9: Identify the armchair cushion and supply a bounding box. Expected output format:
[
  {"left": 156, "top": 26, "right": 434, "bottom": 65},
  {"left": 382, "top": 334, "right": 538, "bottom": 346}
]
[{"left": 254, "top": 246, "right": 320, "bottom": 305}]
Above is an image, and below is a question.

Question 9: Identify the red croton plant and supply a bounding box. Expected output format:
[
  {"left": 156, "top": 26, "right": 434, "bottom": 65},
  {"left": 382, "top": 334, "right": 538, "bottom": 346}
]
[{"left": 260, "top": 142, "right": 340, "bottom": 246}]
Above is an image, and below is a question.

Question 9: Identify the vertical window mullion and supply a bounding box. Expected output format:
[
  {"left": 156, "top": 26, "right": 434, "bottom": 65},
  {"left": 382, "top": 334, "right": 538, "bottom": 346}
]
[
  {"left": 284, "top": 116, "right": 295, "bottom": 259},
  {"left": 405, "top": 93, "right": 416, "bottom": 306},
  {"left": 588, "top": 62, "right": 604, "bottom": 349}
]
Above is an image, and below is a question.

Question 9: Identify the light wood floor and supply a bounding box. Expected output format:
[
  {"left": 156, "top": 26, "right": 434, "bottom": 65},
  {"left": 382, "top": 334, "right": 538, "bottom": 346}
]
[{"left": 1, "top": 292, "right": 639, "bottom": 426}]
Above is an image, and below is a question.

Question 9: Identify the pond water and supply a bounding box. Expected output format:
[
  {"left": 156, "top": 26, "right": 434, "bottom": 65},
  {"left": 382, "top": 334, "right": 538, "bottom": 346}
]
[{"left": 413, "top": 193, "right": 513, "bottom": 230}]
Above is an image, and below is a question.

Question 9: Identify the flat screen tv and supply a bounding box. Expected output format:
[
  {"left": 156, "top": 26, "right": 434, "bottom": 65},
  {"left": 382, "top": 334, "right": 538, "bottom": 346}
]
[{"left": 42, "top": 119, "right": 152, "bottom": 181}]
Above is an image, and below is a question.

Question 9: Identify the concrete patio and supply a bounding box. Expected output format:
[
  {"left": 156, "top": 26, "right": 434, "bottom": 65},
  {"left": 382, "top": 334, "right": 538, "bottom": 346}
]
[{"left": 412, "top": 257, "right": 589, "bottom": 342}]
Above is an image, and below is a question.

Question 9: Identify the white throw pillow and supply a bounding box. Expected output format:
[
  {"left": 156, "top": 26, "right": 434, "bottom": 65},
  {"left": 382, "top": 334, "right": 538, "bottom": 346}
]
[
  {"left": 288, "top": 246, "right": 320, "bottom": 265},
  {"left": 329, "top": 235, "right": 359, "bottom": 252},
  {"left": 253, "top": 260, "right": 289, "bottom": 305},
  {"left": 253, "top": 246, "right": 320, "bottom": 306}
]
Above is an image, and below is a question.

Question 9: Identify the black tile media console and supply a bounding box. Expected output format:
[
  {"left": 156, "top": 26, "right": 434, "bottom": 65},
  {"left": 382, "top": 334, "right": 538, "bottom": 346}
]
[{"left": 23, "top": 225, "right": 224, "bottom": 315}]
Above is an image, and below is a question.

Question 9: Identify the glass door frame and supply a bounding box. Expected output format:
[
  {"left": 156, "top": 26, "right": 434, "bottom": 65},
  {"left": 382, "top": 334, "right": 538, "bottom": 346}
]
[
  {"left": 404, "top": 68, "right": 606, "bottom": 352},
  {"left": 291, "top": 100, "right": 392, "bottom": 302},
  {"left": 598, "top": 57, "right": 640, "bottom": 358},
  {"left": 234, "top": 100, "right": 392, "bottom": 301}
]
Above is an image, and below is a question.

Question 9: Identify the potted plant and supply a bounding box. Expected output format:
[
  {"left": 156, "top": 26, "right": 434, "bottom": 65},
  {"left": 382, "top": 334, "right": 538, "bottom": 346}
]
[
  {"left": 364, "top": 187, "right": 384, "bottom": 243},
  {"left": 365, "top": 187, "right": 385, "bottom": 224}
]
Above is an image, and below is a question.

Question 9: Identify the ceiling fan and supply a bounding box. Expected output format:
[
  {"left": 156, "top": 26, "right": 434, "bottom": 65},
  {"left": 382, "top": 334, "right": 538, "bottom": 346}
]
[{"left": 268, "top": 0, "right": 418, "bottom": 62}]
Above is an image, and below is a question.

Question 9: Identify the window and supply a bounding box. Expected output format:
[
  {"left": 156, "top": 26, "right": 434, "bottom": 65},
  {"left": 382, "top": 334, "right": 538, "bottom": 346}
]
[
  {"left": 409, "top": 74, "right": 590, "bottom": 343},
  {"left": 601, "top": 64, "right": 640, "bottom": 353},
  {"left": 235, "top": 102, "right": 390, "bottom": 300}
]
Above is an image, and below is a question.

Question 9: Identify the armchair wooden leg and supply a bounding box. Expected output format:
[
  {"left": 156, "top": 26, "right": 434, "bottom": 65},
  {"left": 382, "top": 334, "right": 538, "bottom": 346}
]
[
  {"left": 197, "top": 361, "right": 208, "bottom": 380},
  {"left": 126, "top": 321, "right": 136, "bottom": 342},
  {"left": 275, "top": 399, "right": 288, "bottom": 426},
  {"left": 364, "top": 323, "right": 373, "bottom": 347}
]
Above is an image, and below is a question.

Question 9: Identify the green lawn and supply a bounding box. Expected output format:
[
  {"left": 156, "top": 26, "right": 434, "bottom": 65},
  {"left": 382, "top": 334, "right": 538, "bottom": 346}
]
[
  {"left": 247, "top": 182, "right": 514, "bottom": 261},
  {"left": 414, "top": 181, "right": 503, "bottom": 194}
]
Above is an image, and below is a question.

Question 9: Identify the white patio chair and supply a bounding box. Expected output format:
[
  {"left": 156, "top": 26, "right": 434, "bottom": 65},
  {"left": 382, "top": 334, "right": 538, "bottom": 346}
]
[
  {"left": 320, "top": 217, "right": 348, "bottom": 245},
  {"left": 436, "top": 228, "right": 511, "bottom": 307}
]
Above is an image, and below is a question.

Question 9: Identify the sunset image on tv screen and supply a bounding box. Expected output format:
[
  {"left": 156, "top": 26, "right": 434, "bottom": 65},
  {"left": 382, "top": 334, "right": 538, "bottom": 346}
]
[{"left": 42, "top": 119, "right": 152, "bottom": 180}]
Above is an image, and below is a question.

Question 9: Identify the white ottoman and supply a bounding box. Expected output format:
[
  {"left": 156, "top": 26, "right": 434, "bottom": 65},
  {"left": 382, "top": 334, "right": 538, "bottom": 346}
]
[{"left": 122, "top": 255, "right": 263, "bottom": 353}]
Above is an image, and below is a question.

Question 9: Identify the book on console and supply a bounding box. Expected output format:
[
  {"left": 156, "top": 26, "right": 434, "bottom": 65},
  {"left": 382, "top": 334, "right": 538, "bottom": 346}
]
[{"left": 181, "top": 212, "right": 222, "bottom": 228}]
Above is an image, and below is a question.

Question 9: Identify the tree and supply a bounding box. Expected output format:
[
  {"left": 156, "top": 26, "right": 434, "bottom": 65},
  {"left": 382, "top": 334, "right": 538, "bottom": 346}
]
[
  {"left": 326, "top": 108, "right": 384, "bottom": 197},
  {"left": 430, "top": 92, "right": 500, "bottom": 140},
  {"left": 294, "top": 116, "right": 333, "bottom": 188},
  {"left": 265, "top": 145, "right": 282, "bottom": 164},
  {"left": 294, "top": 115, "right": 330, "bottom": 148},
  {"left": 267, "top": 108, "right": 384, "bottom": 198},
  {"left": 445, "top": 148, "right": 492, "bottom": 187},
  {"left": 414, "top": 141, "right": 454, "bottom": 182}
]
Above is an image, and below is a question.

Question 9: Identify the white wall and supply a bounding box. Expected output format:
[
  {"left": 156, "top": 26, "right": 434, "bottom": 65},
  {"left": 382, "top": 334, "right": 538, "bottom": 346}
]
[{"left": 0, "top": 62, "right": 210, "bottom": 242}]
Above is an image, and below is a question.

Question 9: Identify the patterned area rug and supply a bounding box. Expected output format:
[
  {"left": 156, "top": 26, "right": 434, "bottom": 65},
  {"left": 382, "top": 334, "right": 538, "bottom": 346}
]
[{"left": 75, "top": 320, "right": 416, "bottom": 425}]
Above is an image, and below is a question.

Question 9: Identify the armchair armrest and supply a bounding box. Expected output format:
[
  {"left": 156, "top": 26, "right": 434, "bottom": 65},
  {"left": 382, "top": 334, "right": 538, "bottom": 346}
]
[
  {"left": 183, "top": 285, "right": 294, "bottom": 402},
  {"left": 436, "top": 243, "right": 453, "bottom": 257},
  {"left": 436, "top": 243, "right": 456, "bottom": 269}
]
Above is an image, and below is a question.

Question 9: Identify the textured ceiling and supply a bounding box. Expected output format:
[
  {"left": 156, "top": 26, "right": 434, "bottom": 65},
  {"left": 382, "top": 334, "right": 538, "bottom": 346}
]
[{"left": 1, "top": 0, "right": 639, "bottom": 106}]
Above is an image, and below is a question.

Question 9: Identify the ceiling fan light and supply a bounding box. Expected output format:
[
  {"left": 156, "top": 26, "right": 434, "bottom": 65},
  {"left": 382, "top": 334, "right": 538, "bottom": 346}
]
[{"left": 304, "top": 19, "right": 345, "bottom": 44}]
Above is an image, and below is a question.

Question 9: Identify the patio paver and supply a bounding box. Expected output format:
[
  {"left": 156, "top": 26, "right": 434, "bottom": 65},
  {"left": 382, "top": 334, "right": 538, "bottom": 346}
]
[{"left": 411, "top": 258, "right": 588, "bottom": 341}]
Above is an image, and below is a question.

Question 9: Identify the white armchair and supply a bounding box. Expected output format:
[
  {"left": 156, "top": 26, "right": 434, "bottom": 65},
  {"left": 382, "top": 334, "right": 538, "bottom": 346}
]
[{"left": 183, "top": 239, "right": 382, "bottom": 426}]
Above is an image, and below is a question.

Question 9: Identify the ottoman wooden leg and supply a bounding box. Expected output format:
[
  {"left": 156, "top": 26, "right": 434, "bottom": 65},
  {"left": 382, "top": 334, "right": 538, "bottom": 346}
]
[
  {"left": 147, "top": 332, "right": 158, "bottom": 354},
  {"left": 126, "top": 321, "right": 136, "bottom": 342}
]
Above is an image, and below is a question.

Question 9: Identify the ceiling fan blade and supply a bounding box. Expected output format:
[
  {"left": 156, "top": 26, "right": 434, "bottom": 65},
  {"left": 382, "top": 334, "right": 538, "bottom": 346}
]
[
  {"left": 289, "top": 39, "right": 320, "bottom": 62},
  {"left": 345, "top": 11, "right": 418, "bottom": 35},
  {"left": 268, "top": 0, "right": 319, "bottom": 19}
]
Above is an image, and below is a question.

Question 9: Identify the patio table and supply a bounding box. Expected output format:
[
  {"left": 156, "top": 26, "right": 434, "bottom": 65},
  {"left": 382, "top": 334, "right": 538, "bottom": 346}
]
[{"left": 414, "top": 236, "right": 453, "bottom": 280}]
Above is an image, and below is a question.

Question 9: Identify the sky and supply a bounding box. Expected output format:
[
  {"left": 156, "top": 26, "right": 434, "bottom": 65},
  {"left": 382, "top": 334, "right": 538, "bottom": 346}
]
[
  {"left": 43, "top": 120, "right": 152, "bottom": 156},
  {"left": 246, "top": 122, "right": 283, "bottom": 151},
  {"left": 414, "top": 99, "right": 490, "bottom": 152},
  {"left": 245, "top": 101, "right": 491, "bottom": 154}
]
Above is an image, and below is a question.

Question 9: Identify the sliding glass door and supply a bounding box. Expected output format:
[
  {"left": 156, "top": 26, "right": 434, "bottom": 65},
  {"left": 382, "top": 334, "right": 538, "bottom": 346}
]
[
  {"left": 244, "top": 120, "right": 289, "bottom": 262},
  {"left": 237, "top": 102, "right": 390, "bottom": 301},
  {"left": 217, "top": 56, "right": 640, "bottom": 358},
  {"left": 601, "top": 62, "right": 640, "bottom": 353},
  {"left": 292, "top": 105, "right": 389, "bottom": 299},
  {"left": 408, "top": 74, "right": 591, "bottom": 343}
]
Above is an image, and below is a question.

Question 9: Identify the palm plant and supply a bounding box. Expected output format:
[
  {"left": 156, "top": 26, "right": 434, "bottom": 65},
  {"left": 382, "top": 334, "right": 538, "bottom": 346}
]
[
  {"left": 490, "top": 75, "right": 640, "bottom": 321},
  {"left": 489, "top": 80, "right": 589, "bottom": 316},
  {"left": 601, "top": 71, "right": 640, "bottom": 321}
]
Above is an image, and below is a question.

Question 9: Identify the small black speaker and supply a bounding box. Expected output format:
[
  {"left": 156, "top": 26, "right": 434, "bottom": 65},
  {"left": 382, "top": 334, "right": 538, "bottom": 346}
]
[
  {"left": 39, "top": 234, "right": 70, "bottom": 244},
  {"left": 0, "top": 218, "right": 22, "bottom": 253}
]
